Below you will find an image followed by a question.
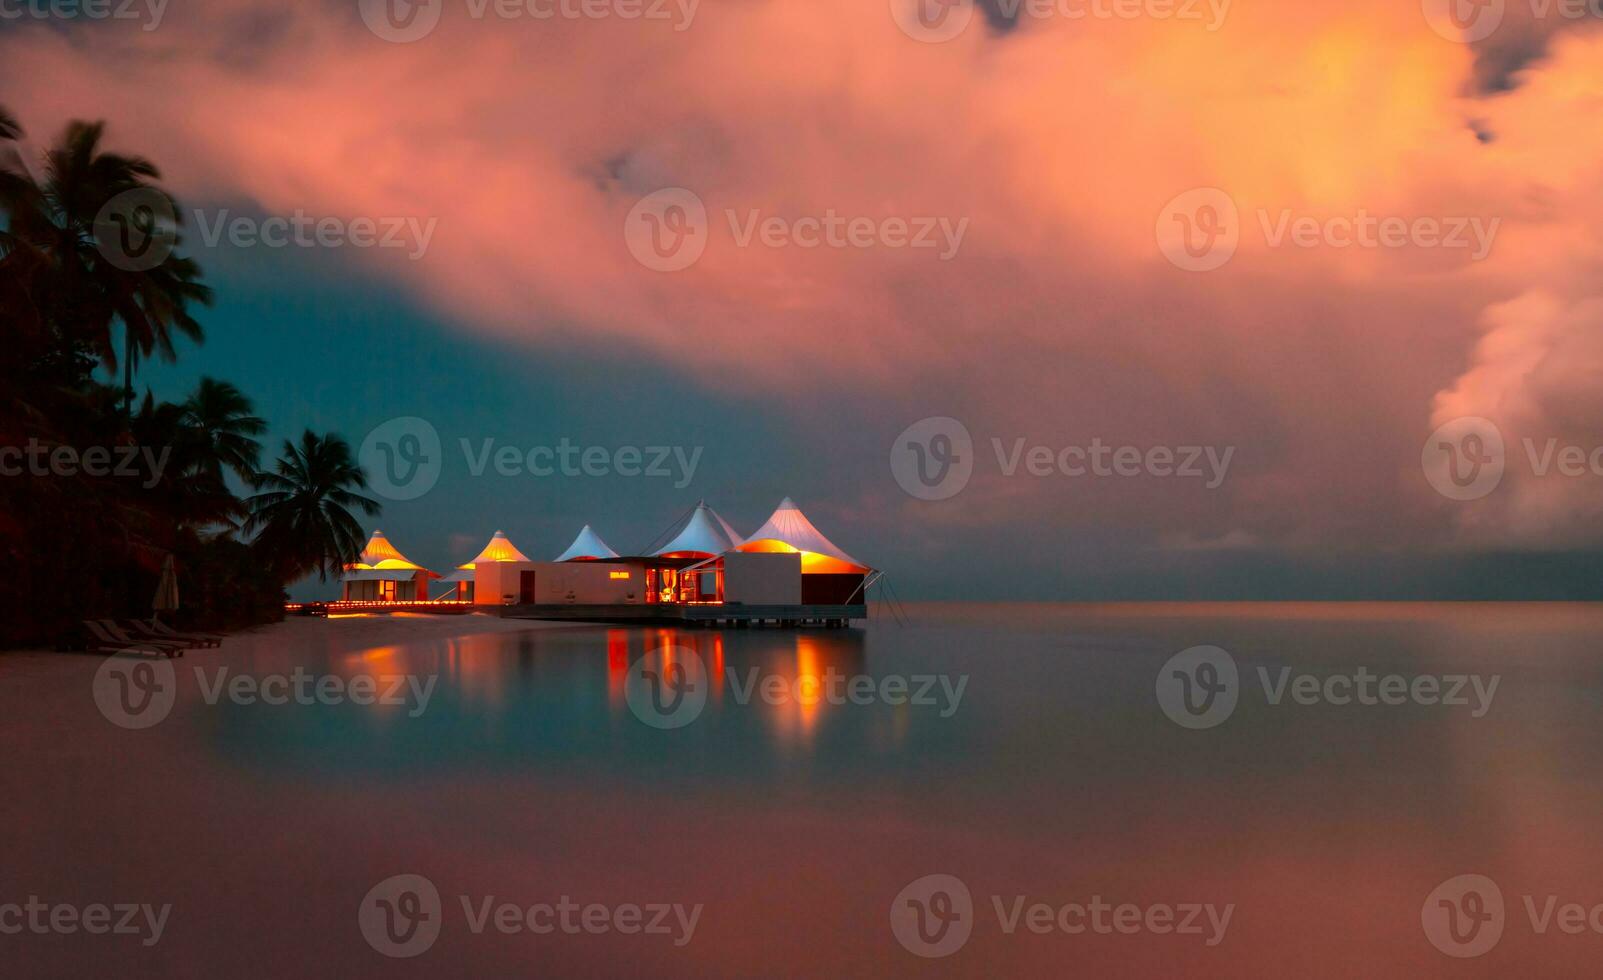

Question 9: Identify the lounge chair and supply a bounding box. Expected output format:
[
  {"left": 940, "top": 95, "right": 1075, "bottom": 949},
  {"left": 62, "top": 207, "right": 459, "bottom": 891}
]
[
  {"left": 82, "top": 621, "right": 183, "bottom": 659},
  {"left": 91, "top": 620, "right": 191, "bottom": 655},
  {"left": 135, "top": 618, "right": 223, "bottom": 647}
]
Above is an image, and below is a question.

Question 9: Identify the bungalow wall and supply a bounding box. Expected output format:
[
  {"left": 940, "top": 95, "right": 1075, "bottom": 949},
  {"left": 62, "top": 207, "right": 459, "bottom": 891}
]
[
  {"left": 724, "top": 552, "right": 801, "bottom": 605},
  {"left": 801, "top": 573, "right": 866, "bottom": 605},
  {"left": 473, "top": 560, "right": 536, "bottom": 605},
  {"left": 529, "top": 561, "right": 646, "bottom": 604}
]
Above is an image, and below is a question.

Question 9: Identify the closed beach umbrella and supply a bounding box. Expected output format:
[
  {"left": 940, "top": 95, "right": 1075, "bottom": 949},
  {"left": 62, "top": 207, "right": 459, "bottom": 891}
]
[{"left": 154, "top": 554, "right": 180, "bottom": 613}]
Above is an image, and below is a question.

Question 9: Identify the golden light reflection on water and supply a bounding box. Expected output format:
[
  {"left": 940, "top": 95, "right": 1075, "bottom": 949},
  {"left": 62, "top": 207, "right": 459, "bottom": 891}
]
[{"left": 613, "top": 627, "right": 867, "bottom": 744}]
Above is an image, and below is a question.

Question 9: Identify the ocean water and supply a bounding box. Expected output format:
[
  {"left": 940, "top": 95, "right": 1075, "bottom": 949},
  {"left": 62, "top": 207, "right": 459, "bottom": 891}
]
[{"left": 6, "top": 602, "right": 1603, "bottom": 977}]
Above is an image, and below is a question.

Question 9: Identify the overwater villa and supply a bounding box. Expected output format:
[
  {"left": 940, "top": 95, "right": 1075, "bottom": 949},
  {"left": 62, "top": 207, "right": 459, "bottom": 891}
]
[
  {"left": 335, "top": 499, "right": 874, "bottom": 626},
  {"left": 339, "top": 530, "right": 439, "bottom": 602}
]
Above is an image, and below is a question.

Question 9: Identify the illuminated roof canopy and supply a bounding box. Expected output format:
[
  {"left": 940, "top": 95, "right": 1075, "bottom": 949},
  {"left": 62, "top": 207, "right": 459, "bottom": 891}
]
[
  {"left": 459, "top": 530, "right": 531, "bottom": 569},
  {"left": 556, "top": 525, "right": 620, "bottom": 562},
  {"left": 438, "top": 530, "right": 531, "bottom": 583},
  {"left": 345, "top": 530, "right": 436, "bottom": 580},
  {"left": 738, "top": 497, "right": 871, "bottom": 574}
]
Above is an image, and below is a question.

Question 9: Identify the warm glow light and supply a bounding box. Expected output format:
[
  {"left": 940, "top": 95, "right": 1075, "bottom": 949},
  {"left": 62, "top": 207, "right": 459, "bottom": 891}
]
[{"left": 609, "top": 570, "right": 631, "bottom": 580}]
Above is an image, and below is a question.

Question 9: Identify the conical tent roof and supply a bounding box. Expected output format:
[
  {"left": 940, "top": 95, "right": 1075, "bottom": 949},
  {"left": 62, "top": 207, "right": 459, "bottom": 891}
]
[
  {"left": 458, "top": 530, "right": 531, "bottom": 569},
  {"left": 355, "top": 530, "right": 426, "bottom": 571},
  {"left": 556, "top": 525, "right": 620, "bottom": 562},
  {"left": 651, "top": 501, "right": 743, "bottom": 558},
  {"left": 345, "top": 529, "right": 436, "bottom": 580},
  {"left": 738, "top": 497, "right": 870, "bottom": 573}
]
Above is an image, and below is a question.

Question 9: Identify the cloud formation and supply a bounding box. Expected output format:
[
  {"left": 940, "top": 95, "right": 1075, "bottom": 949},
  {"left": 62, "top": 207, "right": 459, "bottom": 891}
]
[{"left": 6, "top": 0, "right": 1603, "bottom": 557}]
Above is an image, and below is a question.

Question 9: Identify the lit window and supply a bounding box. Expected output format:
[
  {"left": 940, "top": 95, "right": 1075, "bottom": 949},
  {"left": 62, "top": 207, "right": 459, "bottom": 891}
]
[{"left": 609, "top": 570, "right": 630, "bottom": 580}]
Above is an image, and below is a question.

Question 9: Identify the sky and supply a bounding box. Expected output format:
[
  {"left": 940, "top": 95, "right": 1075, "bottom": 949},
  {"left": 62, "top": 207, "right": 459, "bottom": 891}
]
[{"left": 5, "top": 0, "right": 1603, "bottom": 599}]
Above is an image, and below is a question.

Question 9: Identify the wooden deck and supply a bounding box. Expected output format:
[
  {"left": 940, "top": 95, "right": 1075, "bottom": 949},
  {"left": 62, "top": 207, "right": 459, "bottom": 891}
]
[{"left": 497, "top": 603, "right": 866, "bottom": 628}]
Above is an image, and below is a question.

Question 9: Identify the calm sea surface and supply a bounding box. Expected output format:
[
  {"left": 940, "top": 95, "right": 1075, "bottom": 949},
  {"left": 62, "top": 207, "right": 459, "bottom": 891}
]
[{"left": 6, "top": 602, "right": 1603, "bottom": 977}]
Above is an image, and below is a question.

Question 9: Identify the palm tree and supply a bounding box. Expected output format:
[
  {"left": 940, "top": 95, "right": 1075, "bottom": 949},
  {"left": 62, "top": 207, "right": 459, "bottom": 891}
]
[
  {"left": 1, "top": 119, "right": 210, "bottom": 410},
  {"left": 182, "top": 376, "right": 265, "bottom": 485},
  {"left": 247, "top": 431, "right": 381, "bottom": 582},
  {"left": 0, "top": 106, "right": 19, "bottom": 141}
]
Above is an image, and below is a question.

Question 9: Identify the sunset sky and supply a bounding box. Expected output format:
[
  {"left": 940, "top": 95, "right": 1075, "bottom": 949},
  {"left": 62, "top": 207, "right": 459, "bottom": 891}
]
[{"left": 6, "top": 0, "right": 1603, "bottom": 598}]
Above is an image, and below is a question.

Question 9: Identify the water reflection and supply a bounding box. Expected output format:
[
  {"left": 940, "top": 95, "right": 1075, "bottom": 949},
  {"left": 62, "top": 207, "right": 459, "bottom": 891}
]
[{"left": 204, "top": 625, "right": 880, "bottom": 778}]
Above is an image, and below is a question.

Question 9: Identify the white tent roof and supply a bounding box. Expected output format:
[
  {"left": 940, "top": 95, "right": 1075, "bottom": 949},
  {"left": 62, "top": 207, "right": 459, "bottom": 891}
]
[
  {"left": 739, "top": 497, "right": 870, "bottom": 571},
  {"left": 651, "top": 501, "right": 743, "bottom": 557},
  {"left": 556, "top": 525, "right": 620, "bottom": 562}
]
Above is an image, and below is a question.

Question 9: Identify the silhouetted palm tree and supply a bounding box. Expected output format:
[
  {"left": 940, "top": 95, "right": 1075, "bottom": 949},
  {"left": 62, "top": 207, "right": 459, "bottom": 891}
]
[
  {"left": 182, "top": 376, "right": 265, "bottom": 485},
  {"left": 0, "top": 119, "right": 210, "bottom": 410},
  {"left": 247, "top": 432, "right": 381, "bottom": 582},
  {"left": 0, "top": 106, "right": 18, "bottom": 141}
]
